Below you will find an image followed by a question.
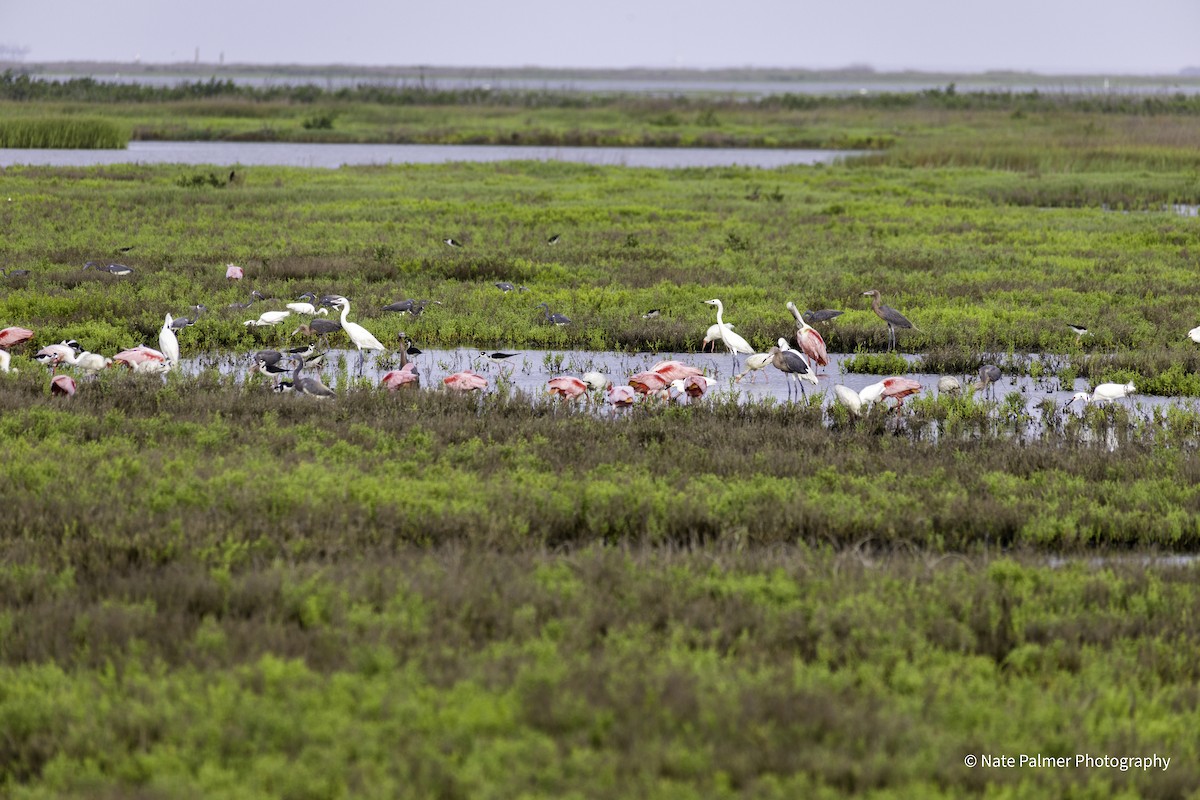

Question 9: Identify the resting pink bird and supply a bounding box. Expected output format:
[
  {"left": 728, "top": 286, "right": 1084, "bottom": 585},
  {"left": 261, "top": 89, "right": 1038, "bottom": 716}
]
[
  {"left": 381, "top": 362, "right": 419, "bottom": 390},
  {"left": 786, "top": 301, "right": 829, "bottom": 370},
  {"left": 680, "top": 375, "right": 715, "bottom": 398},
  {"left": 225, "top": 263, "right": 244, "bottom": 280},
  {"left": 35, "top": 343, "right": 76, "bottom": 369},
  {"left": 649, "top": 360, "right": 705, "bottom": 383},
  {"left": 50, "top": 374, "right": 76, "bottom": 396},
  {"left": 443, "top": 370, "right": 488, "bottom": 392},
  {"left": 113, "top": 345, "right": 168, "bottom": 369},
  {"left": 0, "top": 326, "right": 34, "bottom": 348},
  {"left": 627, "top": 370, "right": 670, "bottom": 395},
  {"left": 547, "top": 375, "right": 588, "bottom": 400},
  {"left": 606, "top": 384, "right": 637, "bottom": 407}
]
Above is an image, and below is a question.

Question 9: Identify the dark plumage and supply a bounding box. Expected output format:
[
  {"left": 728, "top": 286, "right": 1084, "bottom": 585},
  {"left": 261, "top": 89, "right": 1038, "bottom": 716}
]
[
  {"left": 803, "top": 309, "right": 844, "bottom": 323},
  {"left": 862, "top": 290, "right": 915, "bottom": 351}
]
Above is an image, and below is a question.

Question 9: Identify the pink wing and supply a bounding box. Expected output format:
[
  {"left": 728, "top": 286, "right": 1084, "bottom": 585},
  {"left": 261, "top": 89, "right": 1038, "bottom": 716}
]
[
  {"left": 50, "top": 374, "right": 76, "bottom": 396},
  {"left": 0, "top": 327, "right": 34, "bottom": 347},
  {"left": 650, "top": 360, "right": 704, "bottom": 383},
  {"left": 797, "top": 328, "right": 828, "bottom": 367},
  {"left": 226, "top": 265, "right": 244, "bottom": 280},
  {"left": 547, "top": 376, "right": 587, "bottom": 399},
  {"left": 627, "top": 371, "right": 670, "bottom": 394}
]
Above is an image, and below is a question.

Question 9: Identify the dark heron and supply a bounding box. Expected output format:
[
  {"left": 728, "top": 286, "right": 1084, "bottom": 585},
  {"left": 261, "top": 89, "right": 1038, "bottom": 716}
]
[
  {"left": 641, "top": 309, "right": 661, "bottom": 319},
  {"left": 290, "top": 357, "right": 335, "bottom": 399},
  {"left": 973, "top": 365, "right": 1003, "bottom": 398},
  {"left": 0, "top": 268, "right": 31, "bottom": 278},
  {"left": 170, "top": 304, "right": 207, "bottom": 330},
  {"left": 767, "top": 345, "right": 817, "bottom": 401},
  {"left": 443, "top": 238, "right": 462, "bottom": 247},
  {"left": 862, "top": 290, "right": 915, "bottom": 351},
  {"left": 495, "top": 282, "right": 528, "bottom": 293},
  {"left": 228, "top": 291, "right": 266, "bottom": 310},
  {"left": 383, "top": 299, "right": 442, "bottom": 318},
  {"left": 547, "top": 234, "right": 561, "bottom": 245},
  {"left": 290, "top": 318, "right": 342, "bottom": 349},
  {"left": 803, "top": 309, "right": 844, "bottom": 324},
  {"left": 536, "top": 303, "right": 572, "bottom": 326}
]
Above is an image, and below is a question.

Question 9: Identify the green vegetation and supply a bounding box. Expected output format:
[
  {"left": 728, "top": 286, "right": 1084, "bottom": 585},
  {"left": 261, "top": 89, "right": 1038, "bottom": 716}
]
[
  {"left": 4, "top": 86, "right": 1200, "bottom": 797},
  {"left": 0, "top": 116, "right": 127, "bottom": 148}
]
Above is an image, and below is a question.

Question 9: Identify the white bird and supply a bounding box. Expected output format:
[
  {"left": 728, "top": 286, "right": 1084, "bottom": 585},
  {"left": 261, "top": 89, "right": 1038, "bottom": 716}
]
[
  {"left": 159, "top": 313, "right": 179, "bottom": 368},
  {"left": 581, "top": 371, "right": 608, "bottom": 393},
  {"left": 1187, "top": 325, "right": 1200, "bottom": 344},
  {"left": 329, "top": 297, "right": 385, "bottom": 372},
  {"left": 937, "top": 376, "right": 963, "bottom": 396},
  {"left": 701, "top": 322, "right": 735, "bottom": 353},
  {"left": 286, "top": 302, "right": 330, "bottom": 316},
  {"left": 702, "top": 299, "right": 754, "bottom": 370},
  {"left": 243, "top": 310, "right": 292, "bottom": 327},
  {"left": 0, "top": 349, "right": 12, "bottom": 374},
  {"left": 834, "top": 384, "right": 864, "bottom": 416},
  {"left": 74, "top": 351, "right": 111, "bottom": 374},
  {"left": 734, "top": 352, "right": 773, "bottom": 383},
  {"left": 1070, "top": 382, "right": 1136, "bottom": 406}
]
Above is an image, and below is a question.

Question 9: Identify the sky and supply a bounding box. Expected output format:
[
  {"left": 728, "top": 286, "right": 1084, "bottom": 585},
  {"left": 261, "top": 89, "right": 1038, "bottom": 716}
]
[{"left": 2, "top": 0, "right": 1197, "bottom": 75}]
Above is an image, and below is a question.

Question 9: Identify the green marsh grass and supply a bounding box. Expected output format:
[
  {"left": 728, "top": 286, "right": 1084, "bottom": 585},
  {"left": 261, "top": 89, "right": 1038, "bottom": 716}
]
[{"left": 0, "top": 116, "right": 127, "bottom": 148}]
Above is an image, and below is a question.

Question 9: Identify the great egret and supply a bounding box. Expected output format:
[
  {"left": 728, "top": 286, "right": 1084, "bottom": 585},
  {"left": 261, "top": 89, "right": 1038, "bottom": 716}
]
[
  {"left": 702, "top": 298, "right": 754, "bottom": 370},
  {"left": 329, "top": 297, "right": 385, "bottom": 373},
  {"left": 862, "top": 290, "right": 916, "bottom": 351},
  {"left": 159, "top": 314, "right": 179, "bottom": 368}
]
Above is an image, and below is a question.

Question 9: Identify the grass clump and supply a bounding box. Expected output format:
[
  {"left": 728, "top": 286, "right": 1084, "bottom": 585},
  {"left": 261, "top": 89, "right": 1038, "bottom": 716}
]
[{"left": 0, "top": 116, "right": 127, "bottom": 148}]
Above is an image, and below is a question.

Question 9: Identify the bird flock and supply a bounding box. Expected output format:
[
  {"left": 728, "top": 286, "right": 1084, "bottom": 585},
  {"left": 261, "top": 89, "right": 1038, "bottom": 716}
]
[{"left": 0, "top": 258, "right": 1148, "bottom": 416}]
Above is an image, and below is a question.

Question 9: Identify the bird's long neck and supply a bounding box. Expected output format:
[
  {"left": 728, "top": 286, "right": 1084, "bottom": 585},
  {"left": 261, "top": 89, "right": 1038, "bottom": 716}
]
[
  {"left": 339, "top": 303, "right": 351, "bottom": 326},
  {"left": 714, "top": 302, "right": 725, "bottom": 327},
  {"left": 872, "top": 294, "right": 883, "bottom": 314},
  {"left": 788, "top": 303, "right": 803, "bottom": 326}
]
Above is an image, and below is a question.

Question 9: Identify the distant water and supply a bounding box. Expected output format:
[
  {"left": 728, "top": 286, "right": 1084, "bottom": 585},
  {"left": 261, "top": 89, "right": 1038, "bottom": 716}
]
[{"left": 0, "top": 141, "right": 862, "bottom": 169}]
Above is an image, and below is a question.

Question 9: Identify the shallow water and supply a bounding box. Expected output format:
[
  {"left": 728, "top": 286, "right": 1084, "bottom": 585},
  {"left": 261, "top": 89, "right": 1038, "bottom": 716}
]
[
  {"left": 179, "top": 345, "right": 1188, "bottom": 422},
  {"left": 0, "top": 141, "right": 861, "bottom": 169}
]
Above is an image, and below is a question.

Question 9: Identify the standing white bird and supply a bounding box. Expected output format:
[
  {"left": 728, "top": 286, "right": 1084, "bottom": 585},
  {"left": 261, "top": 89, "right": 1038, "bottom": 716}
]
[
  {"left": 329, "top": 297, "right": 385, "bottom": 372},
  {"left": 159, "top": 313, "right": 179, "bottom": 369},
  {"left": 1069, "top": 382, "right": 1136, "bottom": 407},
  {"left": 702, "top": 299, "right": 754, "bottom": 371}
]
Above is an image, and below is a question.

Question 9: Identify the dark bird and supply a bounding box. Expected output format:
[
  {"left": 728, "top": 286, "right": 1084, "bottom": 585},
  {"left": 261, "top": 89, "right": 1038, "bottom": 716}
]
[
  {"left": 443, "top": 238, "right": 462, "bottom": 247},
  {"left": 228, "top": 291, "right": 266, "bottom": 310},
  {"left": 547, "top": 234, "right": 561, "bottom": 245},
  {"left": 495, "top": 282, "right": 527, "bottom": 293},
  {"left": 641, "top": 309, "right": 661, "bottom": 319},
  {"left": 290, "top": 357, "right": 335, "bottom": 399},
  {"left": 0, "top": 268, "right": 31, "bottom": 278},
  {"left": 1067, "top": 323, "right": 1090, "bottom": 344},
  {"left": 803, "top": 309, "right": 844, "bottom": 324},
  {"left": 118, "top": 246, "right": 134, "bottom": 253},
  {"left": 862, "top": 289, "right": 916, "bottom": 351},
  {"left": 383, "top": 299, "right": 442, "bottom": 318},
  {"left": 83, "top": 261, "right": 134, "bottom": 276},
  {"left": 291, "top": 318, "right": 342, "bottom": 348},
  {"left": 767, "top": 344, "right": 818, "bottom": 402},
  {"left": 481, "top": 351, "right": 520, "bottom": 367},
  {"left": 973, "top": 365, "right": 1003, "bottom": 398},
  {"left": 536, "top": 302, "right": 571, "bottom": 326}
]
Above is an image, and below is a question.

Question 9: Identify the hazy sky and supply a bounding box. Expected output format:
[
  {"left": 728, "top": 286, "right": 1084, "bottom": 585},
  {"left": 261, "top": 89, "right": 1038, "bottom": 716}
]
[{"left": 2, "top": 0, "right": 1197, "bottom": 74}]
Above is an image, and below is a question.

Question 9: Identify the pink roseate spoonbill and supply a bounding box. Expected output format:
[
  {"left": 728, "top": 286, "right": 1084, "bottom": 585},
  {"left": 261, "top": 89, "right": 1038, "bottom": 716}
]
[
  {"left": 767, "top": 345, "right": 818, "bottom": 401},
  {"left": 35, "top": 343, "right": 77, "bottom": 369},
  {"left": 701, "top": 322, "right": 736, "bottom": 353},
  {"left": 859, "top": 377, "right": 923, "bottom": 409},
  {"left": 862, "top": 290, "right": 916, "bottom": 351},
  {"left": 443, "top": 371, "right": 488, "bottom": 392},
  {"left": 672, "top": 375, "right": 715, "bottom": 399},
  {"left": 0, "top": 327, "right": 34, "bottom": 348},
  {"left": 627, "top": 370, "right": 671, "bottom": 396},
  {"left": 329, "top": 297, "right": 385, "bottom": 374},
  {"left": 786, "top": 301, "right": 829, "bottom": 371},
  {"left": 159, "top": 313, "right": 179, "bottom": 369},
  {"left": 381, "top": 362, "right": 420, "bottom": 391},
  {"left": 1068, "top": 382, "right": 1136, "bottom": 407},
  {"left": 649, "top": 360, "right": 705, "bottom": 383},
  {"left": 735, "top": 352, "right": 773, "bottom": 383},
  {"left": 606, "top": 384, "right": 637, "bottom": 408},
  {"left": 547, "top": 376, "right": 588, "bottom": 401},
  {"left": 113, "top": 345, "right": 168, "bottom": 370},
  {"left": 50, "top": 374, "right": 76, "bottom": 396},
  {"left": 702, "top": 299, "right": 754, "bottom": 370},
  {"left": 226, "top": 263, "right": 244, "bottom": 280}
]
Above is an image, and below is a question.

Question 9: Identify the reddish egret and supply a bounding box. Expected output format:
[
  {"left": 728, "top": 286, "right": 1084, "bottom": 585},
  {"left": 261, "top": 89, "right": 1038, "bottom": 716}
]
[
  {"left": 328, "top": 297, "right": 385, "bottom": 373},
  {"left": 862, "top": 290, "right": 915, "bottom": 351},
  {"left": 973, "top": 365, "right": 1002, "bottom": 398},
  {"left": 703, "top": 299, "right": 754, "bottom": 370},
  {"left": 786, "top": 301, "right": 829, "bottom": 371},
  {"left": 767, "top": 345, "right": 817, "bottom": 401}
]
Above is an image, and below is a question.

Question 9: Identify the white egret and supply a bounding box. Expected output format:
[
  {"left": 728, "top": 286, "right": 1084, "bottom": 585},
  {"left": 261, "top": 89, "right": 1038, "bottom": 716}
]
[
  {"left": 159, "top": 313, "right": 179, "bottom": 368},
  {"left": 329, "top": 297, "right": 385, "bottom": 373},
  {"left": 702, "top": 299, "right": 754, "bottom": 370}
]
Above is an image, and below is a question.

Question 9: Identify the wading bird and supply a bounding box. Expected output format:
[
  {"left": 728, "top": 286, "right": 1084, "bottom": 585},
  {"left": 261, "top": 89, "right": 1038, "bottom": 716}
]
[
  {"left": 113, "top": 345, "right": 169, "bottom": 372},
  {"left": 291, "top": 318, "right": 342, "bottom": 348},
  {"left": 547, "top": 234, "right": 561, "bottom": 245},
  {"left": 381, "top": 362, "right": 419, "bottom": 391},
  {"left": 1069, "top": 382, "right": 1136, "bottom": 407},
  {"left": 287, "top": 293, "right": 329, "bottom": 316},
  {"left": 481, "top": 351, "right": 521, "bottom": 368},
  {"left": 0, "top": 268, "right": 31, "bottom": 278},
  {"left": 495, "top": 282, "right": 527, "bottom": 294},
  {"left": 862, "top": 289, "right": 915, "bottom": 351},
  {"left": 702, "top": 298, "right": 754, "bottom": 370},
  {"left": 804, "top": 309, "right": 844, "bottom": 324},
  {"left": 547, "top": 375, "right": 588, "bottom": 400},
  {"left": 786, "top": 300, "right": 829, "bottom": 372},
  {"left": 444, "top": 371, "right": 488, "bottom": 392},
  {"left": 290, "top": 357, "right": 335, "bottom": 399},
  {"left": 536, "top": 303, "right": 571, "bottom": 326},
  {"left": 701, "top": 322, "right": 736, "bottom": 353},
  {"left": 443, "top": 238, "right": 462, "bottom": 248},
  {"left": 973, "top": 365, "right": 1002, "bottom": 398},
  {"left": 859, "top": 377, "right": 923, "bottom": 409},
  {"left": 674, "top": 375, "right": 715, "bottom": 399},
  {"left": 243, "top": 310, "right": 291, "bottom": 327},
  {"left": 767, "top": 345, "right": 818, "bottom": 401},
  {"left": 328, "top": 297, "right": 385, "bottom": 373},
  {"left": 606, "top": 384, "right": 637, "bottom": 408},
  {"left": 226, "top": 264, "right": 244, "bottom": 280},
  {"left": 50, "top": 374, "right": 76, "bottom": 396},
  {"left": 228, "top": 291, "right": 266, "bottom": 310},
  {"left": 937, "top": 375, "right": 963, "bottom": 396},
  {"left": 84, "top": 262, "right": 134, "bottom": 276},
  {"left": 1188, "top": 325, "right": 1200, "bottom": 344},
  {"left": 581, "top": 372, "right": 608, "bottom": 393},
  {"left": 159, "top": 313, "right": 179, "bottom": 369},
  {"left": 642, "top": 309, "right": 661, "bottom": 319},
  {"left": 648, "top": 360, "right": 704, "bottom": 384},
  {"left": 1067, "top": 323, "right": 1091, "bottom": 345},
  {"left": 734, "top": 352, "right": 773, "bottom": 383}
]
